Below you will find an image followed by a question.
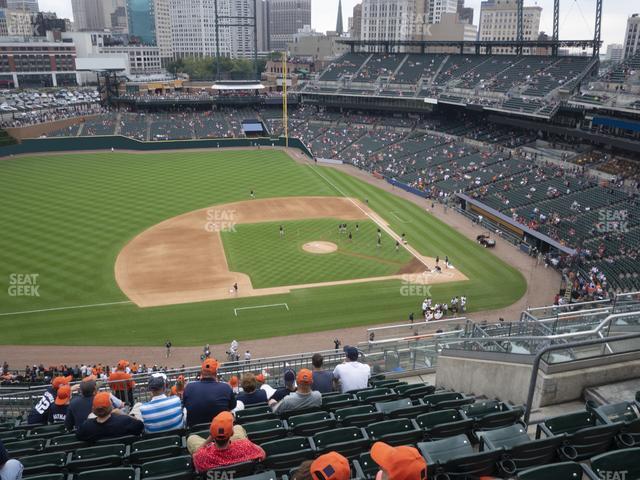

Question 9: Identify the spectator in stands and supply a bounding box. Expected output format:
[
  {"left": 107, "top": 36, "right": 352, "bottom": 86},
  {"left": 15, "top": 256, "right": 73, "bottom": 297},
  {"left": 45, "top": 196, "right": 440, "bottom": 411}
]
[
  {"left": 268, "top": 369, "right": 297, "bottom": 403},
  {"left": 76, "top": 392, "right": 144, "bottom": 442},
  {"left": 311, "top": 353, "right": 334, "bottom": 394},
  {"left": 269, "top": 369, "right": 321, "bottom": 415},
  {"left": 191, "top": 411, "right": 265, "bottom": 473},
  {"left": 0, "top": 439, "right": 23, "bottom": 480},
  {"left": 27, "top": 374, "right": 72, "bottom": 424},
  {"left": 236, "top": 373, "right": 268, "bottom": 406},
  {"left": 183, "top": 359, "right": 236, "bottom": 428},
  {"left": 108, "top": 360, "right": 135, "bottom": 405},
  {"left": 49, "top": 385, "right": 71, "bottom": 423},
  {"left": 65, "top": 375, "right": 124, "bottom": 431},
  {"left": 333, "top": 346, "right": 370, "bottom": 393},
  {"left": 371, "top": 442, "right": 427, "bottom": 480},
  {"left": 292, "top": 452, "right": 351, "bottom": 480},
  {"left": 138, "top": 374, "right": 184, "bottom": 434},
  {"left": 170, "top": 375, "right": 186, "bottom": 399}
]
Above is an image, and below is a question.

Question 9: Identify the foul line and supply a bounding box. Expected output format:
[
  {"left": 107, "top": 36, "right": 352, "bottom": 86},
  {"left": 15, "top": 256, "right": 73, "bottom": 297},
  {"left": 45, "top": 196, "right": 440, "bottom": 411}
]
[
  {"left": 234, "top": 303, "right": 289, "bottom": 317},
  {"left": 307, "top": 165, "right": 431, "bottom": 270},
  {"left": 0, "top": 301, "right": 134, "bottom": 317},
  {"left": 389, "top": 211, "right": 410, "bottom": 223}
]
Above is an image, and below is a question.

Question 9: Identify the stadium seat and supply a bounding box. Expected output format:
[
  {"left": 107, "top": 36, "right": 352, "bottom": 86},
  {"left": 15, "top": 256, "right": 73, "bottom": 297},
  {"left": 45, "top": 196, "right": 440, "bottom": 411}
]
[
  {"left": 17, "top": 451, "right": 66, "bottom": 476},
  {"left": 460, "top": 400, "right": 525, "bottom": 433},
  {"left": 286, "top": 411, "right": 337, "bottom": 436},
  {"left": 128, "top": 435, "right": 184, "bottom": 464},
  {"left": 423, "top": 391, "right": 474, "bottom": 410},
  {"left": 321, "top": 393, "right": 357, "bottom": 410},
  {"left": 516, "top": 462, "right": 597, "bottom": 480},
  {"left": 375, "top": 398, "right": 430, "bottom": 419},
  {"left": 334, "top": 405, "right": 384, "bottom": 427},
  {"left": 260, "top": 436, "right": 315, "bottom": 472},
  {"left": 277, "top": 407, "right": 323, "bottom": 421},
  {"left": 370, "top": 379, "right": 406, "bottom": 389},
  {"left": 418, "top": 434, "right": 504, "bottom": 478},
  {"left": 138, "top": 455, "right": 194, "bottom": 480},
  {"left": 352, "top": 452, "right": 378, "bottom": 480},
  {"left": 590, "top": 400, "right": 640, "bottom": 446},
  {"left": 20, "top": 474, "right": 65, "bottom": 480},
  {"left": 413, "top": 409, "right": 474, "bottom": 440},
  {"left": 95, "top": 435, "right": 138, "bottom": 446},
  {"left": 0, "top": 430, "right": 25, "bottom": 442},
  {"left": 46, "top": 433, "right": 89, "bottom": 453},
  {"left": 76, "top": 467, "right": 136, "bottom": 480},
  {"left": 26, "top": 424, "right": 67, "bottom": 439},
  {"left": 311, "top": 427, "right": 371, "bottom": 458},
  {"left": 357, "top": 388, "right": 398, "bottom": 404},
  {"left": 205, "top": 460, "right": 257, "bottom": 479},
  {"left": 66, "top": 444, "right": 127, "bottom": 473},
  {"left": 3, "top": 438, "right": 46, "bottom": 456},
  {"left": 235, "top": 407, "right": 276, "bottom": 424},
  {"left": 365, "top": 418, "right": 423, "bottom": 446},
  {"left": 242, "top": 418, "right": 288, "bottom": 444},
  {"left": 478, "top": 424, "right": 565, "bottom": 474},
  {"left": 590, "top": 447, "right": 640, "bottom": 480},
  {"left": 537, "top": 410, "right": 622, "bottom": 460},
  {"left": 394, "top": 384, "right": 436, "bottom": 400}
]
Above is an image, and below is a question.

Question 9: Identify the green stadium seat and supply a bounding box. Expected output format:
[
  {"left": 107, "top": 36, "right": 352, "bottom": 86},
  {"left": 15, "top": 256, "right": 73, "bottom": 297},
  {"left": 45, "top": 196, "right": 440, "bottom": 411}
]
[
  {"left": 394, "top": 384, "right": 436, "bottom": 400},
  {"left": 590, "top": 447, "right": 640, "bottom": 480},
  {"left": 76, "top": 467, "right": 136, "bottom": 480},
  {"left": 321, "top": 393, "right": 357, "bottom": 411},
  {"left": 205, "top": 460, "right": 257, "bottom": 479},
  {"left": 422, "top": 391, "right": 474, "bottom": 410},
  {"left": 365, "top": 418, "right": 423, "bottom": 446},
  {"left": 460, "top": 400, "right": 525, "bottom": 432},
  {"left": 27, "top": 424, "right": 67, "bottom": 439},
  {"left": 261, "top": 436, "right": 315, "bottom": 473},
  {"left": 352, "top": 452, "right": 378, "bottom": 480},
  {"left": 418, "top": 435, "right": 504, "bottom": 478},
  {"left": 537, "top": 410, "right": 622, "bottom": 460},
  {"left": 20, "top": 474, "right": 65, "bottom": 480},
  {"left": 235, "top": 407, "right": 276, "bottom": 424},
  {"left": 66, "top": 444, "right": 127, "bottom": 473},
  {"left": 311, "top": 427, "right": 370, "bottom": 458},
  {"left": 141, "top": 428, "right": 186, "bottom": 440},
  {"left": 17, "top": 451, "right": 66, "bottom": 476},
  {"left": 413, "top": 409, "right": 474, "bottom": 440},
  {"left": 0, "top": 421, "right": 17, "bottom": 431},
  {"left": 478, "top": 424, "right": 565, "bottom": 474},
  {"left": 516, "top": 462, "right": 596, "bottom": 480},
  {"left": 286, "top": 411, "right": 336, "bottom": 436},
  {"left": 277, "top": 407, "right": 322, "bottom": 421},
  {"left": 334, "top": 405, "right": 384, "bottom": 427},
  {"left": 0, "top": 430, "right": 25, "bottom": 442},
  {"left": 370, "top": 379, "right": 406, "bottom": 389},
  {"left": 375, "top": 398, "right": 430, "bottom": 419},
  {"left": 94, "top": 435, "right": 139, "bottom": 446},
  {"left": 590, "top": 401, "right": 640, "bottom": 447},
  {"left": 356, "top": 388, "right": 398, "bottom": 404},
  {"left": 138, "top": 455, "right": 194, "bottom": 480},
  {"left": 128, "top": 435, "right": 184, "bottom": 464},
  {"left": 45, "top": 433, "right": 89, "bottom": 453},
  {"left": 242, "top": 418, "right": 288, "bottom": 444},
  {"left": 3, "top": 438, "right": 46, "bottom": 456}
]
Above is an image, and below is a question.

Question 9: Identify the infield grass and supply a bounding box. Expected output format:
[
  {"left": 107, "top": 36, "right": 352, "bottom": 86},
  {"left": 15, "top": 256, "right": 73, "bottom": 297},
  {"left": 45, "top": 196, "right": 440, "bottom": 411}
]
[{"left": 0, "top": 149, "right": 527, "bottom": 346}]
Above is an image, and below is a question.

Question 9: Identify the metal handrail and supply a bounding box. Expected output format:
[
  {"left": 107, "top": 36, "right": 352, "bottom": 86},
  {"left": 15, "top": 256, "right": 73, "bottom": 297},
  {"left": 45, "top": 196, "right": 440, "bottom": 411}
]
[{"left": 523, "top": 331, "right": 640, "bottom": 425}]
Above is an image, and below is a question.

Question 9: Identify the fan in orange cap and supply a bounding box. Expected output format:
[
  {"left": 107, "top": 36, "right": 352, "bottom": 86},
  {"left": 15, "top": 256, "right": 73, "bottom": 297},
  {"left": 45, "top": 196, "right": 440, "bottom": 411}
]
[
  {"left": 371, "top": 442, "right": 427, "bottom": 480},
  {"left": 170, "top": 375, "right": 186, "bottom": 399}
]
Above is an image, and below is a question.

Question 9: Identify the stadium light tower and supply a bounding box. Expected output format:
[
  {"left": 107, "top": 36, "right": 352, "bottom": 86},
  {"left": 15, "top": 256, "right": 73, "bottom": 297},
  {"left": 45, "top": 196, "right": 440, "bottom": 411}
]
[
  {"left": 593, "top": 0, "right": 603, "bottom": 57},
  {"left": 516, "top": 0, "right": 524, "bottom": 55}
]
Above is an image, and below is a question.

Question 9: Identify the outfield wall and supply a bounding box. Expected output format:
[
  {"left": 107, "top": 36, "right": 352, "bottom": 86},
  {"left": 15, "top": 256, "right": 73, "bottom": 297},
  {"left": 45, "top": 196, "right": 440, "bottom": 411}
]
[{"left": 0, "top": 135, "right": 314, "bottom": 158}]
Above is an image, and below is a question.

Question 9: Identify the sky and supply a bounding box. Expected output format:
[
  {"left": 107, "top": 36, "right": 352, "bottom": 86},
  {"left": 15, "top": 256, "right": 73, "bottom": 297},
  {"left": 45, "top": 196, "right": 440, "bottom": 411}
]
[{"left": 38, "top": 0, "right": 634, "bottom": 47}]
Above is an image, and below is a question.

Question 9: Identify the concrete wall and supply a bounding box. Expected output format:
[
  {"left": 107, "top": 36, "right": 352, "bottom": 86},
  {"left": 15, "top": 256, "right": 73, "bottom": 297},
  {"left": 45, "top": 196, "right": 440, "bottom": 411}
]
[
  {"left": 437, "top": 353, "right": 640, "bottom": 408},
  {"left": 6, "top": 115, "right": 99, "bottom": 140}
]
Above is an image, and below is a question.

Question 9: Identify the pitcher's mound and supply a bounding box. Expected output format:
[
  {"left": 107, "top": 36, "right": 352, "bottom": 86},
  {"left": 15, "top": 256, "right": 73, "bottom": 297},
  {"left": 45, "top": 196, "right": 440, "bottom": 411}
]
[{"left": 303, "top": 241, "right": 338, "bottom": 254}]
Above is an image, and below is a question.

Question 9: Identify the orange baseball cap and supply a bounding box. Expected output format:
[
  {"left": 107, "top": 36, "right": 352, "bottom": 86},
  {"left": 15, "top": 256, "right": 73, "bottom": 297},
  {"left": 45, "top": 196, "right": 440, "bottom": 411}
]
[
  {"left": 55, "top": 385, "right": 71, "bottom": 406},
  {"left": 229, "top": 376, "right": 239, "bottom": 387},
  {"left": 255, "top": 373, "right": 265, "bottom": 383},
  {"left": 201, "top": 358, "right": 219, "bottom": 374},
  {"left": 92, "top": 391, "right": 112, "bottom": 410},
  {"left": 210, "top": 411, "right": 234, "bottom": 441},
  {"left": 177, "top": 375, "right": 185, "bottom": 383},
  {"left": 52, "top": 375, "right": 73, "bottom": 389},
  {"left": 117, "top": 360, "right": 129, "bottom": 370},
  {"left": 371, "top": 442, "right": 427, "bottom": 480},
  {"left": 310, "top": 452, "right": 351, "bottom": 480},
  {"left": 296, "top": 368, "right": 313, "bottom": 385}
]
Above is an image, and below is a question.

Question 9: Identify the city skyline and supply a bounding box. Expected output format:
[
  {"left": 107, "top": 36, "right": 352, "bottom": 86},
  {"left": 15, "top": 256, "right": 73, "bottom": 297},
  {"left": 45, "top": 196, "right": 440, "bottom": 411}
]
[{"left": 36, "top": 0, "right": 633, "bottom": 47}]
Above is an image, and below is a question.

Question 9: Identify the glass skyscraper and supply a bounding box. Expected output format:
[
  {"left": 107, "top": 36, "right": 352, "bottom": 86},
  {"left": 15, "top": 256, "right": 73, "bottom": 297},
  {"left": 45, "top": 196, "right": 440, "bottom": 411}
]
[{"left": 127, "top": 0, "right": 156, "bottom": 45}]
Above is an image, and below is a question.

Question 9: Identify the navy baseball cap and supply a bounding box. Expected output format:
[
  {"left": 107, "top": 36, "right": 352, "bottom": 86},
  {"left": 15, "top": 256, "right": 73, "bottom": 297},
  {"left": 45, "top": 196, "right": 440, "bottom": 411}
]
[
  {"left": 148, "top": 375, "right": 166, "bottom": 390},
  {"left": 284, "top": 369, "right": 296, "bottom": 385},
  {"left": 344, "top": 346, "right": 359, "bottom": 361}
]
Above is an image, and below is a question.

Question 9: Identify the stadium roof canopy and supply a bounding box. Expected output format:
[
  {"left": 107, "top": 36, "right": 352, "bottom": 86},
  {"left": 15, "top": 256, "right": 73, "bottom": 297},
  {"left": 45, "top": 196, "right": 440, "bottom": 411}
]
[{"left": 211, "top": 82, "right": 265, "bottom": 91}]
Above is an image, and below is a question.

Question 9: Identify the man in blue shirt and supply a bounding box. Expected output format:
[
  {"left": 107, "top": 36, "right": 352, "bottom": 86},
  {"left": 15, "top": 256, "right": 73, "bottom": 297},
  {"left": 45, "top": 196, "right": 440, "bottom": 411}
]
[
  {"left": 27, "top": 375, "right": 72, "bottom": 424},
  {"left": 311, "top": 353, "right": 334, "bottom": 394},
  {"left": 140, "top": 375, "right": 184, "bottom": 434},
  {"left": 183, "top": 358, "right": 236, "bottom": 428}
]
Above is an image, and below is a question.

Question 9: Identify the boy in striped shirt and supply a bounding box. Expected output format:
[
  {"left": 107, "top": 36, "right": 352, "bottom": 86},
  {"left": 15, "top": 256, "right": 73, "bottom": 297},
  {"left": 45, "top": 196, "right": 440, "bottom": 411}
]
[{"left": 139, "top": 375, "right": 184, "bottom": 434}]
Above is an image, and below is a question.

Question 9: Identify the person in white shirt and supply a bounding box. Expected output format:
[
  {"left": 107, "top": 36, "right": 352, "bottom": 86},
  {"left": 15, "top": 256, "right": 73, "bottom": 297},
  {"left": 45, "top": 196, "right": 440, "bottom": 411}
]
[{"left": 333, "top": 346, "right": 370, "bottom": 393}]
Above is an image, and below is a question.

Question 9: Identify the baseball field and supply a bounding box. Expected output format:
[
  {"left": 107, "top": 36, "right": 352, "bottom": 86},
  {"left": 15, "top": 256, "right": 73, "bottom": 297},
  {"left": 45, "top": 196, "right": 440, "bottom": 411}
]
[{"left": 0, "top": 148, "right": 527, "bottom": 346}]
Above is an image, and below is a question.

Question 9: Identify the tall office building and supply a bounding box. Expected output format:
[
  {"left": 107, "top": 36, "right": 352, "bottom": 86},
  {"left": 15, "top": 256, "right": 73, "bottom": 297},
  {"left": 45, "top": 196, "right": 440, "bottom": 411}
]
[
  {"left": 71, "top": 0, "right": 106, "bottom": 31},
  {"left": 350, "top": 3, "right": 362, "bottom": 40},
  {"left": 361, "top": 0, "right": 421, "bottom": 43},
  {"left": 268, "top": 0, "right": 311, "bottom": 51},
  {"left": 478, "top": 0, "right": 541, "bottom": 54},
  {"left": 457, "top": 0, "right": 474, "bottom": 25},
  {"left": 604, "top": 44, "right": 623, "bottom": 63},
  {"left": 256, "top": 0, "right": 270, "bottom": 52},
  {"left": 103, "top": 0, "right": 128, "bottom": 33},
  {"left": 6, "top": 0, "right": 38, "bottom": 13},
  {"left": 623, "top": 14, "right": 640, "bottom": 59},
  {"left": 427, "top": 0, "right": 457, "bottom": 24}
]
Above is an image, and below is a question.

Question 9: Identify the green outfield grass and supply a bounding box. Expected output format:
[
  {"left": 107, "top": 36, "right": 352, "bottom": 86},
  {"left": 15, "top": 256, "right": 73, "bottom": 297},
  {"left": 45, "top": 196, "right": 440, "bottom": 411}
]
[
  {"left": 0, "top": 149, "right": 527, "bottom": 346},
  {"left": 222, "top": 219, "right": 413, "bottom": 288}
]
